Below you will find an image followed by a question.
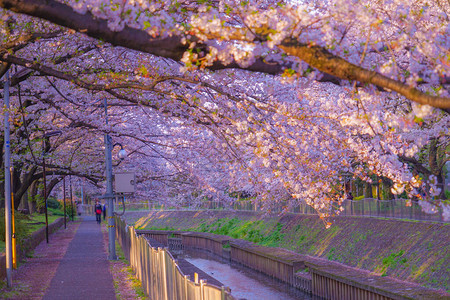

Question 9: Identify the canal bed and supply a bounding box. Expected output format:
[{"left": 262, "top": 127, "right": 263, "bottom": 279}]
[{"left": 177, "top": 250, "right": 311, "bottom": 300}]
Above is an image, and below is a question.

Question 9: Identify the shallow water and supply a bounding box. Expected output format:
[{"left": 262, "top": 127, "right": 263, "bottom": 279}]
[{"left": 179, "top": 250, "right": 311, "bottom": 300}]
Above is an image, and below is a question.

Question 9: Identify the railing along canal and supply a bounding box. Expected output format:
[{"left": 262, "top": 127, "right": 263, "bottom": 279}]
[
  {"left": 115, "top": 218, "right": 234, "bottom": 300},
  {"left": 120, "top": 224, "right": 449, "bottom": 300}
]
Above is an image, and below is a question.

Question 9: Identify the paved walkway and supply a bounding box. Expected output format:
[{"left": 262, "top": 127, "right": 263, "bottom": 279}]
[{"left": 42, "top": 216, "right": 116, "bottom": 300}]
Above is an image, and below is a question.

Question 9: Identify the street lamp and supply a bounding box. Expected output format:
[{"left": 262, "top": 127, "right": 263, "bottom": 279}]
[
  {"left": 63, "top": 176, "right": 67, "bottom": 229},
  {"left": 3, "top": 69, "right": 13, "bottom": 287},
  {"left": 42, "top": 130, "right": 62, "bottom": 243},
  {"left": 115, "top": 143, "right": 127, "bottom": 161}
]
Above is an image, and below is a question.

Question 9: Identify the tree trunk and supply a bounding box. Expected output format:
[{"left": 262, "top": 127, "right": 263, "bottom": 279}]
[
  {"left": 29, "top": 180, "right": 38, "bottom": 214},
  {"left": 21, "top": 187, "right": 30, "bottom": 214},
  {"left": 14, "top": 166, "right": 39, "bottom": 207},
  {"left": 436, "top": 171, "right": 445, "bottom": 200},
  {"left": 428, "top": 139, "right": 446, "bottom": 200},
  {"left": 364, "top": 182, "right": 373, "bottom": 198},
  {"left": 381, "top": 178, "right": 394, "bottom": 200}
]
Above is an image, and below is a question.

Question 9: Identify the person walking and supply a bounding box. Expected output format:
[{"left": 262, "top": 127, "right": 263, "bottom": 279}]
[
  {"left": 94, "top": 200, "right": 102, "bottom": 224},
  {"left": 102, "top": 203, "right": 107, "bottom": 220},
  {"left": 347, "top": 192, "right": 353, "bottom": 200}
]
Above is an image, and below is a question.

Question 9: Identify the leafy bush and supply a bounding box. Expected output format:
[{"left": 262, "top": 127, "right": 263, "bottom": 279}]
[
  {"left": 35, "top": 194, "right": 45, "bottom": 211},
  {"left": 47, "top": 198, "right": 61, "bottom": 209},
  {"left": 0, "top": 209, "right": 30, "bottom": 245},
  {"left": 65, "top": 202, "right": 76, "bottom": 219}
]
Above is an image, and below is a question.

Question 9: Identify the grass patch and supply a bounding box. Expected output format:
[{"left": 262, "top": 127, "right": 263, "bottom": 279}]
[
  {"left": 0, "top": 279, "right": 23, "bottom": 298},
  {"left": 113, "top": 240, "right": 147, "bottom": 299},
  {"left": 379, "top": 250, "right": 408, "bottom": 276},
  {"left": 189, "top": 218, "right": 285, "bottom": 248},
  {"left": 1, "top": 211, "right": 65, "bottom": 254},
  {"left": 25, "top": 214, "right": 62, "bottom": 234}
]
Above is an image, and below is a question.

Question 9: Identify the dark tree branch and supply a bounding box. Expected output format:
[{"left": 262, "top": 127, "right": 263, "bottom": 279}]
[
  {"left": 0, "top": 0, "right": 449, "bottom": 109},
  {"left": 0, "top": 0, "right": 285, "bottom": 74},
  {"left": 278, "top": 40, "right": 450, "bottom": 110}
]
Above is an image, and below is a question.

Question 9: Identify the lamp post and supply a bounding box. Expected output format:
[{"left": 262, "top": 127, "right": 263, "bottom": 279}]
[
  {"left": 3, "top": 69, "right": 13, "bottom": 288},
  {"left": 70, "top": 175, "right": 74, "bottom": 221},
  {"left": 42, "top": 130, "right": 62, "bottom": 243},
  {"left": 63, "top": 176, "right": 66, "bottom": 229},
  {"left": 104, "top": 99, "right": 127, "bottom": 260}
]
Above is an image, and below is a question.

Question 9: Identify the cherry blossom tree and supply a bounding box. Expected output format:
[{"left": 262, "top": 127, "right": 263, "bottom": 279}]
[{"left": 0, "top": 0, "right": 449, "bottom": 223}]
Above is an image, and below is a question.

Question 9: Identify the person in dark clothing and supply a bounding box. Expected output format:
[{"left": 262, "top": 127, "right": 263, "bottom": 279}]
[
  {"left": 94, "top": 201, "right": 102, "bottom": 224},
  {"left": 347, "top": 192, "right": 353, "bottom": 200},
  {"left": 102, "top": 203, "right": 107, "bottom": 220}
]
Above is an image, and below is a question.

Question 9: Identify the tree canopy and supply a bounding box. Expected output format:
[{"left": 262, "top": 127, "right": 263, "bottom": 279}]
[{"left": 0, "top": 0, "right": 449, "bottom": 223}]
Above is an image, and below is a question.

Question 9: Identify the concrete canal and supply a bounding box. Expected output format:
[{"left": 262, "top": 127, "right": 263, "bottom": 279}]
[{"left": 178, "top": 250, "right": 311, "bottom": 300}]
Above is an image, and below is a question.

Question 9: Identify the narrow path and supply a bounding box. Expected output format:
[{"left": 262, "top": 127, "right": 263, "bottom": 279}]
[{"left": 42, "top": 216, "right": 116, "bottom": 300}]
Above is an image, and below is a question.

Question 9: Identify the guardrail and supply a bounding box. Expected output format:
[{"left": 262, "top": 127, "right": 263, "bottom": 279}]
[{"left": 115, "top": 218, "right": 235, "bottom": 300}]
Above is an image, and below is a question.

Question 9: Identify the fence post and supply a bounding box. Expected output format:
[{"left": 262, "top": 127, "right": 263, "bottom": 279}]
[
  {"left": 184, "top": 275, "right": 189, "bottom": 300},
  {"left": 391, "top": 199, "right": 394, "bottom": 218},
  {"left": 400, "top": 198, "right": 403, "bottom": 219},
  {"left": 200, "top": 279, "right": 205, "bottom": 300},
  {"left": 161, "top": 249, "right": 168, "bottom": 300},
  {"left": 361, "top": 199, "right": 364, "bottom": 216},
  {"left": 221, "top": 286, "right": 226, "bottom": 300},
  {"left": 377, "top": 199, "right": 380, "bottom": 216},
  {"left": 410, "top": 201, "right": 413, "bottom": 219}
]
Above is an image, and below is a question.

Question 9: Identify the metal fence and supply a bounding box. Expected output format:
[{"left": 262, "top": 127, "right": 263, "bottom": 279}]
[
  {"left": 80, "top": 197, "right": 446, "bottom": 223},
  {"left": 336, "top": 198, "right": 444, "bottom": 222},
  {"left": 148, "top": 198, "right": 447, "bottom": 223},
  {"left": 115, "top": 218, "right": 235, "bottom": 300}
]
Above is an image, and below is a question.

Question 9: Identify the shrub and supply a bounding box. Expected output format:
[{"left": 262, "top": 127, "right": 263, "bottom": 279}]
[
  {"left": 65, "top": 202, "right": 76, "bottom": 218},
  {"left": 47, "top": 198, "right": 61, "bottom": 209},
  {"left": 0, "top": 209, "right": 30, "bottom": 245}
]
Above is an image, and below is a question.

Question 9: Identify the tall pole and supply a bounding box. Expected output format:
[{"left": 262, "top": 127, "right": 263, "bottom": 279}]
[
  {"left": 104, "top": 98, "right": 116, "bottom": 260},
  {"left": 63, "top": 176, "right": 66, "bottom": 229},
  {"left": 10, "top": 167, "right": 16, "bottom": 269},
  {"left": 81, "top": 178, "right": 84, "bottom": 205},
  {"left": 42, "top": 141, "right": 49, "bottom": 243},
  {"left": 70, "top": 175, "right": 74, "bottom": 221},
  {"left": 3, "top": 69, "right": 13, "bottom": 287}
]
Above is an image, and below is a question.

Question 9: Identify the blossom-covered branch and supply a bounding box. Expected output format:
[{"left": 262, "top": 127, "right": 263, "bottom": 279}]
[{"left": 2, "top": 0, "right": 448, "bottom": 109}]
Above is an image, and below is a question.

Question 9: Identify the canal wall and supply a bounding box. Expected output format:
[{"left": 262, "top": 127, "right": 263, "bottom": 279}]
[
  {"left": 123, "top": 210, "right": 449, "bottom": 294},
  {"left": 132, "top": 228, "right": 448, "bottom": 299}
]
